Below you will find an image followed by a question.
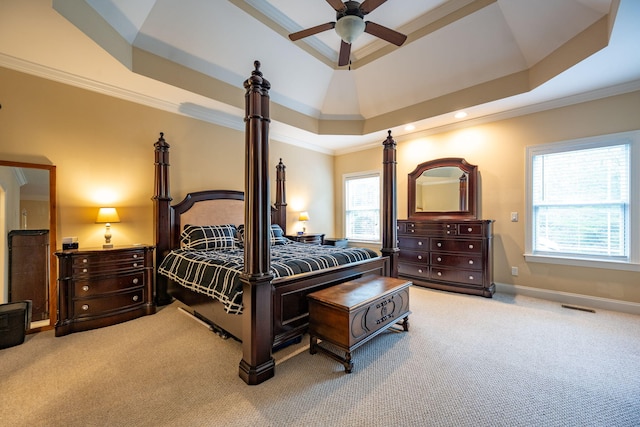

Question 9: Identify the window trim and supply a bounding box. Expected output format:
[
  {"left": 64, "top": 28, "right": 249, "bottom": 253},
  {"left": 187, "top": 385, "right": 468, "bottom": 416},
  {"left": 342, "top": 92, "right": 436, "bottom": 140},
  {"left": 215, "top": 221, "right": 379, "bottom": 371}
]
[
  {"left": 343, "top": 170, "right": 382, "bottom": 244},
  {"left": 524, "top": 130, "right": 640, "bottom": 271}
]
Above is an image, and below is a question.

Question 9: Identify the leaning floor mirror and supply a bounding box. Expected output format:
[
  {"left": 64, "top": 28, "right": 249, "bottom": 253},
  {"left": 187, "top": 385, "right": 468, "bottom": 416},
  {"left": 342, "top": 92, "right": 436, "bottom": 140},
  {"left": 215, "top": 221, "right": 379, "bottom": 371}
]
[{"left": 0, "top": 160, "right": 57, "bottom": 332}]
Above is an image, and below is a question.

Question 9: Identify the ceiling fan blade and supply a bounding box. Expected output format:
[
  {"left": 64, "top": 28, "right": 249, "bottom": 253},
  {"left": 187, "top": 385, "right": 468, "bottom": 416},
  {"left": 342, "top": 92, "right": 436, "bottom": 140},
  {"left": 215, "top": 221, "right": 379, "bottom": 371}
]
[
  {"left": 326, "top": 0, "right": 346, "bottom": 12},
  {"left": 338, "top": 41, "right": 351, "bottom": 66},
  {"left": 360, "top": 0, "right": 388, "bottom": 14},
  {"left": 289, "top": 22, "right": 336, "bottom": 41},
  {"left": 364, "top": 21, "right": 407, "bottom": 46}
]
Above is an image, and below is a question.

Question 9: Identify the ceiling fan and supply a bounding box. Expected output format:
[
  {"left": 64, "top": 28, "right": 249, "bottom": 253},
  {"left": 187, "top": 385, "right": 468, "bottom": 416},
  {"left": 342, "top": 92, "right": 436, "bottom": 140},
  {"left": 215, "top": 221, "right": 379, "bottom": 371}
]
[{"left": 288, "top": 0, "right": 407, "bottom": 66}]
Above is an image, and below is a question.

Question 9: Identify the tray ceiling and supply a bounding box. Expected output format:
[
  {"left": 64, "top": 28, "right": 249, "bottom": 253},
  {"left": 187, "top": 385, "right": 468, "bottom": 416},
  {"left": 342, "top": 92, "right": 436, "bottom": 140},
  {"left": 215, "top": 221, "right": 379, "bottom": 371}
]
[{"left": 2, "top": 0, "right": 639, "bottom": 152}]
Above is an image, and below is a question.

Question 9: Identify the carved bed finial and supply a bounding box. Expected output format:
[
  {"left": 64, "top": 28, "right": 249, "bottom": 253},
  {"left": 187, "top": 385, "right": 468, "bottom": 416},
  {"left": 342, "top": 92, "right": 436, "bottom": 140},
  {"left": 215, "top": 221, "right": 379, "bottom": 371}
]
[
  {"left": 383, "top": 130, "right": 396, "bottom": 148},
  {"left": 154, "top": 132, "right": 169, "bottom": 149}
]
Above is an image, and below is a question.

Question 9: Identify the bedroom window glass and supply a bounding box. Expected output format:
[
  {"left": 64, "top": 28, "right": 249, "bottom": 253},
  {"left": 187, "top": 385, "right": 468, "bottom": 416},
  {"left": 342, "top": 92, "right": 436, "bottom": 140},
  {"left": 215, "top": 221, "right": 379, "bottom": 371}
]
[
  {"left": 525, "top": 130, "right": 640, "bottom": 270},
  {"left": 344, "top": 172, "right": 380, "bottom": 243}
]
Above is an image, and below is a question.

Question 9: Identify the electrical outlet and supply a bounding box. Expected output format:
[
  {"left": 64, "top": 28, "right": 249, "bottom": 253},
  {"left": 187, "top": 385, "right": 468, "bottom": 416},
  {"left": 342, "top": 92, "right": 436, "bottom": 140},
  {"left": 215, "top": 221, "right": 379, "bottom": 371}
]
[
  {"left": 511, "top": 266, "right": 519, "bottom": 276},
  {"left": 510, "top": 212, "right": 519, "bottom": 222}
]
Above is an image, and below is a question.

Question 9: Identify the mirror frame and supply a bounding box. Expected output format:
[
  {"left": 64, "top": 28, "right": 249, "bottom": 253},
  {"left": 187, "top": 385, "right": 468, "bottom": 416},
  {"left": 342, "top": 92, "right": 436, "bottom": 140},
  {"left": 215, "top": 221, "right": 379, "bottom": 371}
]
[
  {"left": 408, "top": 157, "right": 478, "bottom": 220},
  {"left": 0, "top": 160, "right": 57, "bottom": 333}
]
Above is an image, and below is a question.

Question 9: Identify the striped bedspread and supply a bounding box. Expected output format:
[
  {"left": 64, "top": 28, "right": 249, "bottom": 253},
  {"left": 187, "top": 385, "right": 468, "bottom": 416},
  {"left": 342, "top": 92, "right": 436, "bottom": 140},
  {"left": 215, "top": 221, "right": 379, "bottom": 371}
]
[{"left": 158, "top": 242, "right": 378, "bottom": 314}]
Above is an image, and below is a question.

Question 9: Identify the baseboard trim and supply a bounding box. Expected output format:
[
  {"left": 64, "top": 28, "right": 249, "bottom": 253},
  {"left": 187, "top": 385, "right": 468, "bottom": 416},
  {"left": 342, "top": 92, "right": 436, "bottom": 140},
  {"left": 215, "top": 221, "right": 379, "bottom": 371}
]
[{"left": 495, "top": 283, "right": 640, "bottom": 316}]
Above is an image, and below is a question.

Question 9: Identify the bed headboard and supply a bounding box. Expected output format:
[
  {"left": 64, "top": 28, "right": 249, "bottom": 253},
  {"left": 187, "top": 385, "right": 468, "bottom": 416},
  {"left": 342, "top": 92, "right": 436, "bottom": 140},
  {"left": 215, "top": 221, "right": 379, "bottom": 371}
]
[
  {"left": 169, "top": 190, "right": 245, "bottom": 249},
  {"left": 168, "top": 189, "right": 284, "bottom": 250}
]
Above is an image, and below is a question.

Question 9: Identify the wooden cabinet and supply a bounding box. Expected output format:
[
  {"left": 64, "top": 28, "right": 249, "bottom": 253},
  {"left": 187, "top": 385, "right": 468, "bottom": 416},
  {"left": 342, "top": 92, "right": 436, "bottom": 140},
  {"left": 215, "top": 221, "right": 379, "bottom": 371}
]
[
  {"left": 308, "top": 276, "right": 411, "bottom": 373},
  {"left": 285, "top": 233, "right": 325, "bottom": 245},
  {"left": 397, "top": 219, "right": 494, "bottom": 297},
  {"left": 8, "top": 230, "right": 50, "bottom": 321},
  {"left": 55, "top": 245, "right": 155, "bottom": 336}
]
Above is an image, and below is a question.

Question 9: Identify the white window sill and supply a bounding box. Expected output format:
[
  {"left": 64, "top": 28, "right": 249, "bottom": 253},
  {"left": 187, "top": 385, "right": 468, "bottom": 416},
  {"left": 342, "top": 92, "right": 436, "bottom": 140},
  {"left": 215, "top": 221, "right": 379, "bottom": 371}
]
[
  {"left": 348, "top": 239, "right": 381, "bottom": 245},
  {"left": 524, "top": 253, "right": 640, "bottom": 272}
]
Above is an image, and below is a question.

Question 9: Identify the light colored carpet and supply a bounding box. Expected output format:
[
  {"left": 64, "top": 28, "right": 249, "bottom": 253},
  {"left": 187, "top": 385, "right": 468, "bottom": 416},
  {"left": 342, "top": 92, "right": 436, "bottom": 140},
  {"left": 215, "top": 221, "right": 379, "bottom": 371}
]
[{"left": 1, "top": 286, "right": 639, "bottom": 427}]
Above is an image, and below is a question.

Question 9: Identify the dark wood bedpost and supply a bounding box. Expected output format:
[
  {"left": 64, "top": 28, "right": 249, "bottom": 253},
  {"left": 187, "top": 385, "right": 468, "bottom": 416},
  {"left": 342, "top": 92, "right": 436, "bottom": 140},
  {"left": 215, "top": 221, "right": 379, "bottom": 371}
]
[
  {"left": 152, "top": 132, "right": 173, "bottom": 305},
  {"left": 239, "top": 61, "right": 276, "bottom": 385},
  {"left": 273, "top": 158, "right": 287, "bottom": 234},
  {"left": 381, "top": 130, "right": 399, "bottom": 278}
]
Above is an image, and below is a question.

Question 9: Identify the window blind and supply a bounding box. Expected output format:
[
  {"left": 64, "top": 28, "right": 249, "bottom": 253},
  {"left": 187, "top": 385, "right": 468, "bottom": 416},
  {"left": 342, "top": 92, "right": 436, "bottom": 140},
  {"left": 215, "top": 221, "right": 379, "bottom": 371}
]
[{"left": 532, "top": 143, "right": 630, "bottom": 258}]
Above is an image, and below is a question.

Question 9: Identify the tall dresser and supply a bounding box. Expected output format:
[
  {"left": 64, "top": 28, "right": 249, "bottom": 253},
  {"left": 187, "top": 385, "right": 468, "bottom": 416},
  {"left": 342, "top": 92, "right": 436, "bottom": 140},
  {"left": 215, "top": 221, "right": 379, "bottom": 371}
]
[
  {"left": 397, "top": 219, "right": 495, "bottom": 297},
  {"left": 8, "top": 230, "right": 50, "bottom": 321},
  {"left": 55, "top": 245, "right": 155, "bottom": 336}
]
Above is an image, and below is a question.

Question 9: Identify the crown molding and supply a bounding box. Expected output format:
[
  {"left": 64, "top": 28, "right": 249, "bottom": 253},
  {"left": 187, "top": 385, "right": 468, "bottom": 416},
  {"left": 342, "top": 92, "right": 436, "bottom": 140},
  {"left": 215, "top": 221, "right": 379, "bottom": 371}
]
[{"left": 3, "top": 52, "right": 639, "bottom": 158}]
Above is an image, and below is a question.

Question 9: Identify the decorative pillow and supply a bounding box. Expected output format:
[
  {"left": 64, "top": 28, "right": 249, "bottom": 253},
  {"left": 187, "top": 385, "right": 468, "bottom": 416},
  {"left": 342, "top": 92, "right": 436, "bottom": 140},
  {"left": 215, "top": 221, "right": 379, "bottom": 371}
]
[
  {"left": 236, "top": 224, "right": 290, "bottom": 247},
  {"left": 180, "top": 224, "right": 237, "bottom": 250},
  {"left": 270, "top": 224, "right": 290, "bottom": 245}
]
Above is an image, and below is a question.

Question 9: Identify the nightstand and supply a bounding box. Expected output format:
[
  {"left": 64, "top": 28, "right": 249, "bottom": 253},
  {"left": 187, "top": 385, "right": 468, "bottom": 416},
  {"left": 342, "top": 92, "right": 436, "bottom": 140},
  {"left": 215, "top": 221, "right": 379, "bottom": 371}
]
[
  {"left": 55, "top": 245, "right": 155, "bottom": 337},
  {"left": 286, "top": 233, "right": 325, "bottom": 245},
  {"left": 324, "top": 237, "right": 348, "bottom": 248}
]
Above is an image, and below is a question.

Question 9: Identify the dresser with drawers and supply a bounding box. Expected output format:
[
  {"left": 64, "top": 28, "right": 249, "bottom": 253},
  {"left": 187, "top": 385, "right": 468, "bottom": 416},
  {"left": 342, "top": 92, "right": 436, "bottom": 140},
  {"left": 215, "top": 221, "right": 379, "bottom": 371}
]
[
  {"left": 55, "top": 245, "right": 155, "bottom": 336},
  {"left": 397, "top": 219, "right": 494, "bottom": 297}
]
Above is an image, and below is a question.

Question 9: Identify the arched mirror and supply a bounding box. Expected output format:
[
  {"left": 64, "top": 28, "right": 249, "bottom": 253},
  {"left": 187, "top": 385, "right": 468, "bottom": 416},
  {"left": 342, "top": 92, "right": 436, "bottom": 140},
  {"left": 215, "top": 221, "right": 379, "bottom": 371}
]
[
  {"left": 0, "top": 160, "right": 56, "bottom": 332},
  {"left": 408, "top": 158, "right": 478, "bottom": 220}
]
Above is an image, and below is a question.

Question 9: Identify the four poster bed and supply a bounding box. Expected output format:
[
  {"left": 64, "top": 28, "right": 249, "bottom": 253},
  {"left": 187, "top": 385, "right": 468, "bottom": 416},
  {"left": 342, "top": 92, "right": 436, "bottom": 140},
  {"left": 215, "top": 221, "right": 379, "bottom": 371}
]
[{"left": 152, "top": 62, "right": 399, "bottom": 385}]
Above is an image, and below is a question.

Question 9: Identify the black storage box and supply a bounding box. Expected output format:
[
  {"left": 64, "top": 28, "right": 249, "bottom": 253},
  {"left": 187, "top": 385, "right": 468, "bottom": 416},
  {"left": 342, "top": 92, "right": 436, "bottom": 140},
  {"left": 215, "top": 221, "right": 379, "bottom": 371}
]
[{"left": 0, "top": 300, "right": 31, "bottom": 350}]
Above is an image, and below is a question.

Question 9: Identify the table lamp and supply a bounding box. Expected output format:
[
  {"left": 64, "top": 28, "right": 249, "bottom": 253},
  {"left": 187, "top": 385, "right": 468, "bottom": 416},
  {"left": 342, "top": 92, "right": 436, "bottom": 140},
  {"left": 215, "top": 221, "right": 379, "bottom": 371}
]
[
  {"left": 96, "top": 207, "right": 120, "bottom": 248},
  {"left": 298, "top": 211, "right": 309, "bottom": 233}
]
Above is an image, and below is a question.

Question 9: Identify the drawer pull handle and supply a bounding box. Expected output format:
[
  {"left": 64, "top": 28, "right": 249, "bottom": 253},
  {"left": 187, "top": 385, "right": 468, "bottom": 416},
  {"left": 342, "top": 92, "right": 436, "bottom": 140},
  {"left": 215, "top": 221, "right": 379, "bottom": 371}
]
[
  {"left": 418, "top": 269, "right": 423, "bottom": 273},
  {"left": 133, "top": 278, "right": 139, "bottom": 284},
  {"left": 437, "top": 242, "right": 442, "bottom": 247},
  {"left": 418, "top": 241, "right": 423, "bottom": 246},
  {"left": 447, "top": 231, "right": 451, "bottom": 234},
  {"left": 133, "top": 263, "right": 138, "bottom": 267},
  {"left": 468, "top": 260, "right": 474, "bottom": 265},
  {"left": 81, "top": 304, "right": 89, "bottom": 311},
  {"left": 82, "top": 258, "right": 88, "bottom": 263},
  {"left": 82, "top": 268, "right": 88, "bottom": 273},
  {"left": 410, "top": 230, "right": 415, "bottom": 233},
  {"left": 469, "top": 275, "right": 474, "bottom": 280},
  {"left": 447, "top": 224, "right": 451, "bottom": 228},
  {"left": 133, "top": 254, "right": 138, "bottom": 259},
  {"left": 417, "top": 255, "right": 422, "bottom": 260},
  {"left": 437, "top": 257, "right": 442, "bottom": 262},
  {"left": 469, "top": 244, "right": 474, "bottom": 249},
  {"left": 82, "top": 285, "right": 89, "bottom": 291},
  {"left": 437, "top": 272, "right": 442, "bottom": 276},
  {"left": 468, "top": 227, "right": 473, "bottom": 232},
  {"left": 132, "top": 295, "right": 139, "bottom": 302}
]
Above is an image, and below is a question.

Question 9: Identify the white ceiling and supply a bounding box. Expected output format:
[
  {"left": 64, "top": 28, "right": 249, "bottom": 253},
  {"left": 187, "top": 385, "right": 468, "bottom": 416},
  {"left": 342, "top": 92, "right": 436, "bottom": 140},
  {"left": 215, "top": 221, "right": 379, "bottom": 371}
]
[{"left": 1, "top": 0, "right": 639, "bottom": 153}]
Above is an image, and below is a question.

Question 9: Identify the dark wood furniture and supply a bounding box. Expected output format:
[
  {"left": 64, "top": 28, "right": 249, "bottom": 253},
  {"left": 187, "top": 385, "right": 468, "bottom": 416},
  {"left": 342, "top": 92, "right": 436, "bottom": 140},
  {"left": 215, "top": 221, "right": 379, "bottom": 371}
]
[
  {"left": 324, "top": 237, "right": 348, "bottom": 248},
  {"left": 8, "top": 230, "right": 50, "bottom": 322},
  {"left": 308, "top": 276, "right": 411, "bottom": 373},
  {"left": 285, "top": 233, "right": 324, "bottom": 245},
  {"left": 402, "top": 157, "right": 494, "bottom": 297},
  {"left": 55, "top": 245, "right": 155, "bottom": 337},
  {"left": 152, "top": 63, "right": 400, "bottom": 385},
  {"left": 408, "top": 157, "right": 478, "bottom": 220},
  {"left": 397, "top": 219, "right": 495, "bottom": 297}
]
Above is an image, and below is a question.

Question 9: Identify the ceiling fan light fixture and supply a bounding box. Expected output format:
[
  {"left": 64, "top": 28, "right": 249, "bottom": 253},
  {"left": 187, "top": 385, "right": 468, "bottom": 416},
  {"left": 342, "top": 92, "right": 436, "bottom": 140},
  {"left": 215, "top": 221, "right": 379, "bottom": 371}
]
[{"left": 335, "top": 15, "right": 365, "bottom": 44}]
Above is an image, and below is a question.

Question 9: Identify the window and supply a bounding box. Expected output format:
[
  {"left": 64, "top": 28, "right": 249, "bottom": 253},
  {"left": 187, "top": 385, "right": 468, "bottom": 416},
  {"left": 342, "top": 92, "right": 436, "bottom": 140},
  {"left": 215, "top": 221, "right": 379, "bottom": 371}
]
[
  {"left": 525, "top": 130, "right": 639, "bottom": 270},
  {"left": 344, "top": 172, "right": 380, "bottom": 242}
]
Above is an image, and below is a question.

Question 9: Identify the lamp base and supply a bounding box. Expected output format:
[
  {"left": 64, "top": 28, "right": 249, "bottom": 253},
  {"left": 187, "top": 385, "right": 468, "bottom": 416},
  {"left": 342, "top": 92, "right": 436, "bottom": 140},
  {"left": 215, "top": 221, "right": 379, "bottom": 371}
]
[{"left": 103, "top": 243, "right": 114, "bottom": 249}]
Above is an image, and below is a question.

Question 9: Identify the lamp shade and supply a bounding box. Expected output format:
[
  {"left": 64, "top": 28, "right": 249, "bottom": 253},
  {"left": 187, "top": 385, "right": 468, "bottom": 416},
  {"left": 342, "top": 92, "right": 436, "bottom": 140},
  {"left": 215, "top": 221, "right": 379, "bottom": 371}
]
[
  {"left": 96, "top": 207, "right": 120, "bottom": 224},
  {"left": 335, "top": 15, "right": 365, "bottom": 44},
  {"left": 298, "top": 211, "right": 309, "bottom": 221}
]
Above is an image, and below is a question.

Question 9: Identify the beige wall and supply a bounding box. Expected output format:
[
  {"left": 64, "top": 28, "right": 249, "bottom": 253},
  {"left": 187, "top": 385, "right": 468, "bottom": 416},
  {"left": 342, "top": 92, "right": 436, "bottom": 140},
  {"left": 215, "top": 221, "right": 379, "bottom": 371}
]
[
  {"left": 2, "top": 65, "right": 639, "bottom": 306},
  {"left": 0, "top": 66, "right": 333, "bottom": 252},
  {"left": 335, "top": 90, "right": 640, "bottom": 304}
]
